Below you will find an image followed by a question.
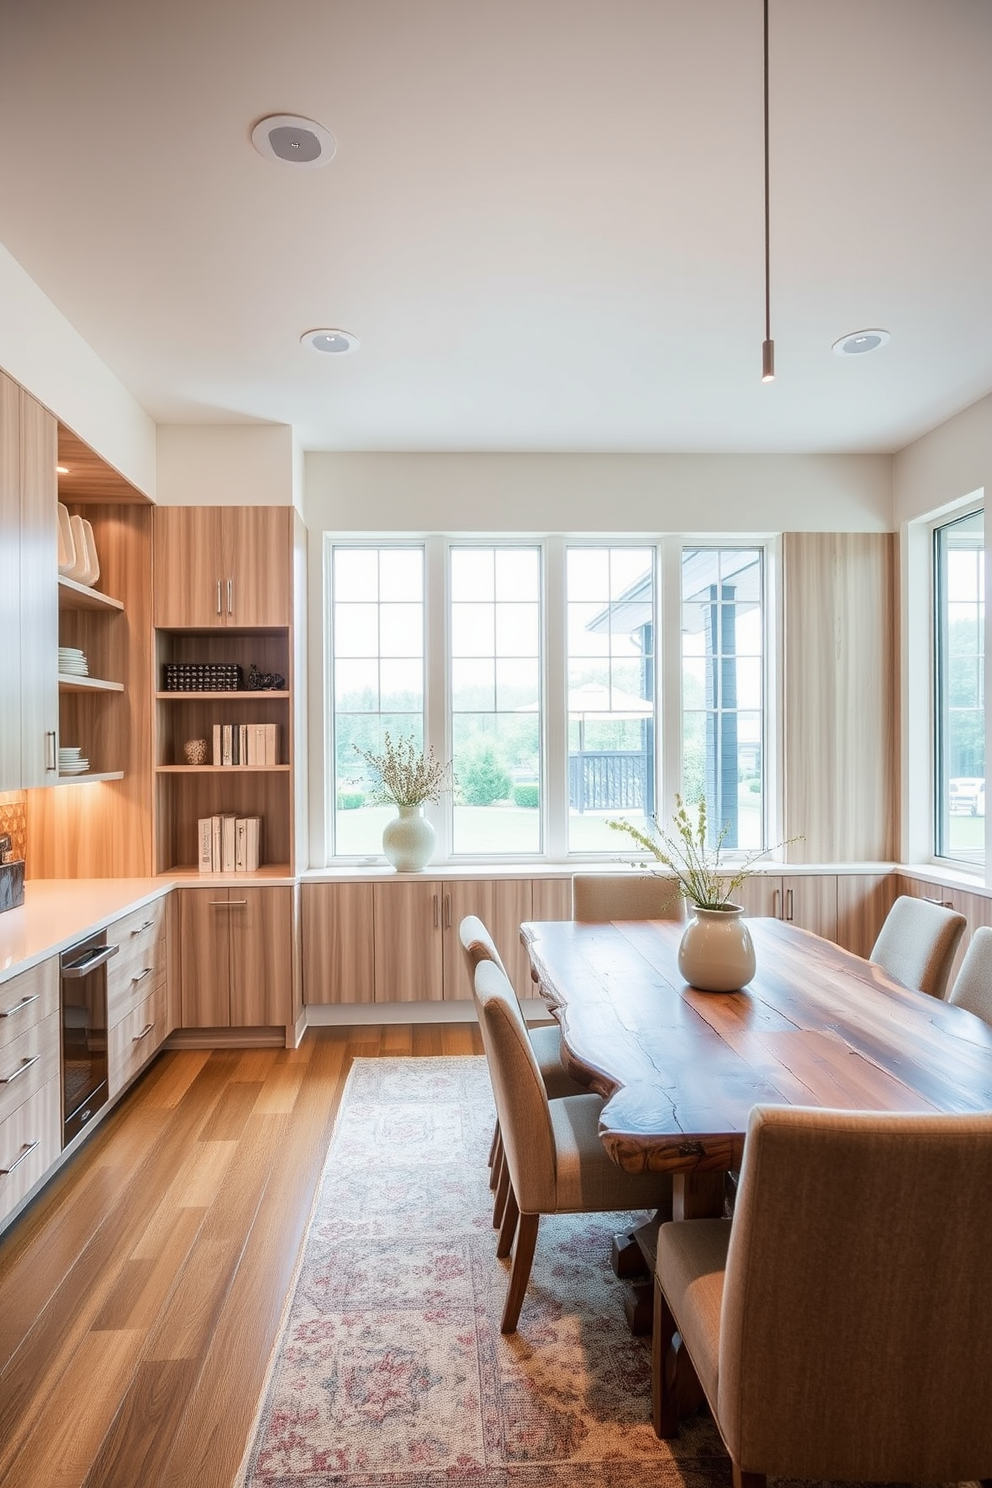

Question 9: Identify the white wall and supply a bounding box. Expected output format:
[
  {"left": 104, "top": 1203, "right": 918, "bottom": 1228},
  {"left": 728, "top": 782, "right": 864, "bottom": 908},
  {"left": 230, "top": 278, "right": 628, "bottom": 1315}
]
[
  {"left": 156, "top": 424, "right": 298, "bottom": 508},
  {"left": 304, "top": 451, "right": 894, "bottom": 534},
  {"left": 894, "top": 392, "right": 992, "bottom": 524},
  {"left": 0, "top": 243, "right": 156, "bottom": 498}
]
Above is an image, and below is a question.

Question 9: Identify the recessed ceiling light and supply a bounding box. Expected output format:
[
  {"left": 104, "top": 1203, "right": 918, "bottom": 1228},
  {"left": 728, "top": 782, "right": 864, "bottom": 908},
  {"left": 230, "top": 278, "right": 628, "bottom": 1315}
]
[
  {"left": 251, "top": 114, "right": 336, "bottom": 167},
  {"left": 832, "top": 328, "right": 891, "bottom": 357},
  {"left": 301, "top": 328, "right": 359, "bottom": 355}
]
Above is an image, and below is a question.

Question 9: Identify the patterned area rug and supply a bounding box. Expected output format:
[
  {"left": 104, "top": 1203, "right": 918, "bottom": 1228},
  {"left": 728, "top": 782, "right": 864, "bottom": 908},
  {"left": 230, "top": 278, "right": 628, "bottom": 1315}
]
[{"left": 240, "top": 1055, "right": 728, "bottom": 1488}]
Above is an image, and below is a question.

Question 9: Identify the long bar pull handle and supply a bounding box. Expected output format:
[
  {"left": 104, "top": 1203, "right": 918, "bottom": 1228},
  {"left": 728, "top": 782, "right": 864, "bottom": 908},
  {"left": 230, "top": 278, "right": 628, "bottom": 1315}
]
[
  {"left": 786, "top": 888, "right": 795, "bottom": 921},
  {"left": 0, "top": 994, "right": 39, "bottom": 1019},
  {"left": 46, "top": 731, "right": 57, "bottom": 772},
  {"left": 0, "top": 1140, "right": 40, "bottom": 1177},
  {"left": 444, "top": 892, "right": 452, "bottom": 929},
  {"left": 131, "top": 967, "right": 153, "bottom": 985},
  {"left": 209, "top": 900, "right": 248, "bottom": 907},
  {"left": 923, "top": 895, "right": 955, "bottom": 909},
  {"left": 433, "top": 893, "right": 439, "bottom": 928},
  {"left": 227, "top": 578, "right": 233, "bottom": 615},
  {"left": 131, "top": 920, "right": 156, "bottom": 936},
  {"left": 133, "top": 1023, "right": 156, "bottom": 1043},
  {"left": 62, "top": 943, "right": 120, "bottom": 977},
  {"left": 216, "top": 579, "right": 222, "bottom": 615},
  {"left": 772, "top": 887, "right": 782, "bottom": 919},
  {"left": 0, "top": 1054, "right": 40, "bottom": 1085}
]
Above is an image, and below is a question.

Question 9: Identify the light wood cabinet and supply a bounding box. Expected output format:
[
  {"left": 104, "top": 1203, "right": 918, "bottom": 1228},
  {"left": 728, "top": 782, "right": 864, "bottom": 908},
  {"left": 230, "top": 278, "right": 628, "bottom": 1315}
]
[
  {"left": 303, "top": 876, "right": 573, "bottom": 1006},
  {"left": 0, "top": 1076, "right": 60, "bottom": 1228},
  {"left": 0, "top": 375, "right": 20, "bottom": 791},
  {"left": 153, "top": 506, "right": 291, "bottom": 628},
  {"left": 0, "top": 957, "right": 60, "bottom": 1227},
  {"left": 734, "top": 874, "right": 838, "bottom": 941},
  {"left": 179, "top": 886, "right": 293, "bottom": 1028},
  {"left": 836, "top": 873, "right": 898, "bottom": 958}
]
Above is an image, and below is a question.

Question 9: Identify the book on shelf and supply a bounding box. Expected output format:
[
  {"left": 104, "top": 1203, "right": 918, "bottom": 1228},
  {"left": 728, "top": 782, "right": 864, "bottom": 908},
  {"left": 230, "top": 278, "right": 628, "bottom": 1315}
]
[
  {"left": 198, "top": 813, "right": 264, "bottom": 871},
  {"left": 206, "top": 721, "right": 281, "bottom": 767}
]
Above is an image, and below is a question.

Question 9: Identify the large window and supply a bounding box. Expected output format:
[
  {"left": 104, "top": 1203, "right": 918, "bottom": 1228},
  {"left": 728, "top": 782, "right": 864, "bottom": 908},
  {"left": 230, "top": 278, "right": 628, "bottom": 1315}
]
[
  {"left": 325, "top": 537, "right": 769, "bottom": 861},
  {"left": 935, "top": 509, "right": 985, "bottom": 865}
]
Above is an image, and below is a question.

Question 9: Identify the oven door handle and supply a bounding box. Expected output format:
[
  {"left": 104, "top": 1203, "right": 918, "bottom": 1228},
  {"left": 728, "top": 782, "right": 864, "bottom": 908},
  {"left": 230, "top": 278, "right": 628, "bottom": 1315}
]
[{"left": 61, "top": 944, "right": 120, "bottom": 978}]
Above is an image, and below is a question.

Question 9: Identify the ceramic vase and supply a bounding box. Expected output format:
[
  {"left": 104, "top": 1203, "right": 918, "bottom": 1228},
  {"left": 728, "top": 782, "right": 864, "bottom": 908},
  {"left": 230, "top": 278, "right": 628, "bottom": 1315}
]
[
  {"left": 677, "top": 903, "right": 756, "bottom": 992},
  {"left": 382, "top": 804, "right": 436, "bottom": 871}
]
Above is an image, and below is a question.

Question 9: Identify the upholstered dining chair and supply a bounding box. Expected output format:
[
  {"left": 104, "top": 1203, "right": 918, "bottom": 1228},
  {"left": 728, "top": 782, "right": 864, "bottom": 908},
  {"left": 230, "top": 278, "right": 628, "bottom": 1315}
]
[
  {"left": 474, "top": 956, "right": 673, "bottom": 1334},
  {"left": 948, "top": 925, "right": 992, "bottom": 1025},
  {"left": 653, "top": 1104, "right": 992, "bottom": 1488},
  {"left": 572, "top": 872, "right": 683, "bottom": 922},
  {"left": 868, "top": 893, "right": 966, "bottom": 998},
  {"left": 459, "top": 914, "right": 586, "bottom": 1227}
]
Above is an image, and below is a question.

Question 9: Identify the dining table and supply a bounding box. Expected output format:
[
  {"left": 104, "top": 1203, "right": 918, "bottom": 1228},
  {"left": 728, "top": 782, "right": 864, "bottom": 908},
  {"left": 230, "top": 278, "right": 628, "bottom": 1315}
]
[{"left": 520, "top": 914, "right": 992, "bottom": 1395}]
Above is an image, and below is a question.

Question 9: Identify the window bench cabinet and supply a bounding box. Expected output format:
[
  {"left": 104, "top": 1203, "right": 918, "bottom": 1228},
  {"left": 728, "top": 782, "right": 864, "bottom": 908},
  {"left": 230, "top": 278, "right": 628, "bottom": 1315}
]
[
  {"left": 0, "top": 958, "right": 61, "bottom": 1227},
  {"left": 302, "top": 875, "right": 572, "bottom": 1007}
]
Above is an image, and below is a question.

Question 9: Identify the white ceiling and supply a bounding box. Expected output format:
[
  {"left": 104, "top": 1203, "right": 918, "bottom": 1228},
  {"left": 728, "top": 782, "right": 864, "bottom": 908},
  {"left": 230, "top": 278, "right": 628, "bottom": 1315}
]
[{"left": 1, "top": 0, "right": 991, "bottom": 455}]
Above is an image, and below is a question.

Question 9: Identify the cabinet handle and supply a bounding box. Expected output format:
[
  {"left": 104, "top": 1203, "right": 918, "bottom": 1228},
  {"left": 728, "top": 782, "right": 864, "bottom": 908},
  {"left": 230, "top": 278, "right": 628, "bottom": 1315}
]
[
  {"left": 0, "top": 1139, "right": 40, "bottom": 1177},
  {"left": 0, "top": 994, "right": 39, "bottom": 1019},
  {"left": 923, "top": 895, "right": 955, "bottom": 909},
  {"left": 216, "top": 579, "right": 222, "bottom": 615},
  {"left": 131, "top": 920, "right": 155, "bottom": 935},
  {"left": 0, "top": 1054, "right": 40, "bottom": 1085},
  {"left": 131, "top": 967, "right": 153, "bottom": 984},
  {"left": 444, "top": 892, "right": 451, "bottom": 929},
  {"left": 786, "top": 888, "right": 794, "bottom": 922},
  {"left": 209, "top": 900, "right": 248, "bottom": 907},
  {"left": 227, "top": 578, "right": 233, "bottom": 614},
  {"left": 433, "top": 893, "right": 439, "bottom": 928},
  {"left": 46, "top": 731, "right": 57, "bottom": 772},
  {"left": 772, "top": 888, "right": 782, "bottom": 919},
  {"left": 133, "top": 1022, "right": 155, "bottom": 1043}
]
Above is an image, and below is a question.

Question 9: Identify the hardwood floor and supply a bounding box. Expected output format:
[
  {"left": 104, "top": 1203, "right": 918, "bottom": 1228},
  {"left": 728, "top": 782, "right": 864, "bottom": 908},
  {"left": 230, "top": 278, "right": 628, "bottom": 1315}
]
[{"left": 0, "top": 1023, "right": 485, "bottom": 1488}]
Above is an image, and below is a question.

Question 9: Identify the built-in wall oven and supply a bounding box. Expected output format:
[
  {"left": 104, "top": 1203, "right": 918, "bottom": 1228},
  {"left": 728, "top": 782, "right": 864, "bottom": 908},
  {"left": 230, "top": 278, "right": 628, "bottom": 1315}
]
[{"left": 60, "top": 932, "right": 118, "bottom": 1146}]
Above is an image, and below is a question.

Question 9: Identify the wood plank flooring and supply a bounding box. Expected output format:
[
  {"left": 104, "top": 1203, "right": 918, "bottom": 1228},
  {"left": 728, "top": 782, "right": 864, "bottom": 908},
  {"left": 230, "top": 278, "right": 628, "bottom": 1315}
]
[{"left": 0, "top": 1023, "right": 484, "bottom": 1488}]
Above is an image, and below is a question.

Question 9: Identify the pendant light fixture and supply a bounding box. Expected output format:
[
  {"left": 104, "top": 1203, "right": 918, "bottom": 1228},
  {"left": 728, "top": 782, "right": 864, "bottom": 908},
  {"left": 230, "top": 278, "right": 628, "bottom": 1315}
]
[{"left": 761, "top": 0, "right": 775, "bottom": 382}]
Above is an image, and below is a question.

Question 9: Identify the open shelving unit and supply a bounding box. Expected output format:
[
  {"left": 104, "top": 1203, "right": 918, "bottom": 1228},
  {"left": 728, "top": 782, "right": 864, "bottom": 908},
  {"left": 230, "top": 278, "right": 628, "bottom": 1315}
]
[{"left": 57, "top": 571, "right": 127, "bottom": 781}]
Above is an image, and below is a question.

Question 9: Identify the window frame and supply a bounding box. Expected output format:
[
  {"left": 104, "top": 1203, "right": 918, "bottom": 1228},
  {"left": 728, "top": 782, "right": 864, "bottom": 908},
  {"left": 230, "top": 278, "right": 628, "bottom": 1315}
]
[{"left": 931, "top": 503, "right": 986, "bottom": 870}]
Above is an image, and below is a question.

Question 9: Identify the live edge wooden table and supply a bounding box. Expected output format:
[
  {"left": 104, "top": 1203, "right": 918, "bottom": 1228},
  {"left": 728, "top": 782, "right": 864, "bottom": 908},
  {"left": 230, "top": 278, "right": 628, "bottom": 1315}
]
[{"left": 521, "top": 915, "right": 992, "bottom": 1398}]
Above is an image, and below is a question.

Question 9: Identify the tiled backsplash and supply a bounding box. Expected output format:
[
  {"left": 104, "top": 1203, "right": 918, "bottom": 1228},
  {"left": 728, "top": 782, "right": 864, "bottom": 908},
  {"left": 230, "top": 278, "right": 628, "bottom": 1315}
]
[{"left": 0, "top": 793, "right": 27, "bottom": 868}]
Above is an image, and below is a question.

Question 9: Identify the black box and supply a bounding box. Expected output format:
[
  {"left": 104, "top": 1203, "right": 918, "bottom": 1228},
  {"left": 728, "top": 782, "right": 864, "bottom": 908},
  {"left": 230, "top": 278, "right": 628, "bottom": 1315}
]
[{"left": 0, "top": 859, "right": 25, "bottom": 913}]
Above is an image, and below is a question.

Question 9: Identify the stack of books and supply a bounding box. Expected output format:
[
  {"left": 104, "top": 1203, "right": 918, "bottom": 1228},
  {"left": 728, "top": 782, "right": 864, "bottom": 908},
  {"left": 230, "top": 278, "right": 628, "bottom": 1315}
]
[
  {"left": 210, "top": 722, "right": 280, "bottom": 766},
  {"left": 197, "top": 815, "right": 262, "bottom": 873}
]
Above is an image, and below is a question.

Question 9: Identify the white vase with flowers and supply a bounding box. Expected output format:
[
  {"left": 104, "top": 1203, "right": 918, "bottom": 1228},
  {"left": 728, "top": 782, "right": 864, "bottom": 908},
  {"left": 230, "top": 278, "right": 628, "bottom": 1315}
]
[{"left": 356, "top": 733, "right": 452, "bottom": 872}]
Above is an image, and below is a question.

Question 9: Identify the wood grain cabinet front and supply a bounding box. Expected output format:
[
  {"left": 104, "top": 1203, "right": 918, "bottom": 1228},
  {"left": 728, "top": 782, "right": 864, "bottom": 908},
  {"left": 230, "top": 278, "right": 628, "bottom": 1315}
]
[
  {"left": 108, "top": 978, "right": 168, "bottom": 1097},
  {"left": 302, "top": 877, "right": 573, "bottom": 1006},
  {"left": 0, "top": 1075, "right": 60, "bottom": 1227},
  {"left": 153, "top": 506, "right": 291, "bottom": 629},
  {"left": 0, "top": 959, "right": 60, "bottom": 1128},
  {"left": 179, "top": 885, "right": 293, "bottom": 1029}
]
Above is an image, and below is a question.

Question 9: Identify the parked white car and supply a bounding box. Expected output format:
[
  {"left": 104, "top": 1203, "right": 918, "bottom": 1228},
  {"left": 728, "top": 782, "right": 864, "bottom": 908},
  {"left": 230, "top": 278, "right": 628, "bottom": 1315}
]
[{"left": 949, "top": 777, "right": 985, "bottom": 815}]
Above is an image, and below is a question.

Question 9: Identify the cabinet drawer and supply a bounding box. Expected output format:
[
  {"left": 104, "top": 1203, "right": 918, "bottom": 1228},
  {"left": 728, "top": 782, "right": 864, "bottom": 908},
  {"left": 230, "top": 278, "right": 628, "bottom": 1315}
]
[
  {"left": 109, "top": 977, "right": 167, "bottom": 1096},
  {"left": 0, "top": 959, "right": 58, "bottom": 1052},
  {"left": 107, "top": 900, "right": 166, "bottom": 983},
  {"left": 109, "top": 939, "right": 167, "bottom": 1025},
  {"left": 0, "top": 1075, "right": 60, "bottom": 1226},
  {"left": 0, "top": 1011, "right": 59, "bottom": 1125}
]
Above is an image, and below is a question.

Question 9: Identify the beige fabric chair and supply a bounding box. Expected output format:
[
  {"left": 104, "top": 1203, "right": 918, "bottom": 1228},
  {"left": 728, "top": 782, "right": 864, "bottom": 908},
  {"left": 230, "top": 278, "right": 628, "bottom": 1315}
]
[
  {"left": 654, "top": 1104, "right": 992, "bottom": 1488},
  {"left": 474, "top": 956, "right": 673, "bottom": 1333},
  {"left": 573, "top": 872, "right": 684, "bottom": 922},
  {"left": 868, "top": 893, "right": 966, "bottom": 998},
  {"left": 948, "top": 925, "right": 992, "bottom": 1025}
]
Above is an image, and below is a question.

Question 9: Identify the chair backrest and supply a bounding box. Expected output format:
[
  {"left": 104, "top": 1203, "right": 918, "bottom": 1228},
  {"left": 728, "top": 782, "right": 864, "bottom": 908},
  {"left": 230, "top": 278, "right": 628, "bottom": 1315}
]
[
  {"left": 473, "top": 958, "right": 556, "bottom": 1211},
  {"left": 572, "top": 872, "right": 684, "bottom": 922},
  {"left": 869, "top": 893, "right": 966, "bottom": 997},
  {"left": 948, "top": 925, "right": 992, "bottom": 1024},
  {"left": 718, "top": 1104, "right": 992, "bottom": 1482},
  {"left": 458, "top": 913, "right": 508, "bottom": 977}
]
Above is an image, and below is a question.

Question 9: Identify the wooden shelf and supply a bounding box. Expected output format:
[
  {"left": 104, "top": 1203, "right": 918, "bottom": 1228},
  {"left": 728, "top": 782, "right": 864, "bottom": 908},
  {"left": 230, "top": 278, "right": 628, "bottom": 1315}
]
[
  {"left": 155, "top": 690, "right": 289, "bottom": 700},
  {"left": 58, "top": 577, "right": 124, "bottom": 612},
  {"left": 58, "top": 674, "right": 124, "bottom": 693},
  {"left": 56, "top": 771, "right": 125, "bottom": 785},
  {"left": 159, "top": 863, "right": 294, "bottom": 882},
  {"left": 155, "top": 764, "right": 290, "bottom": 774}
]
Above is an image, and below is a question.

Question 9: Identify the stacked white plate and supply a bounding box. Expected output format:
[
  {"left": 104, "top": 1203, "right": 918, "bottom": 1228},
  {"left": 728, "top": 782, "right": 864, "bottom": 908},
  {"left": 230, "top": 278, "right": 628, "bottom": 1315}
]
[
  {"left": 58, "top": 746, "right": 90, "bottom": 775},
  {"left": 58, "top": 646, "right": 89, "bottom": 676}
]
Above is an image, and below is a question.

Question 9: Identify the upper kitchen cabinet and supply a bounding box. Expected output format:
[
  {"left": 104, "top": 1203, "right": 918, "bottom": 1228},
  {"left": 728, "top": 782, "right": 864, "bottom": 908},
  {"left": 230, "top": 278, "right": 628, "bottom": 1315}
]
[
  {"left": 153, "top": 506, "right": 292, "bottom": 628},
  {"left": 17, "top": 385, "right": 59, "bottom": 788},
  {"left": 0, "top": 376, "right": 20, "bottom": 791}
]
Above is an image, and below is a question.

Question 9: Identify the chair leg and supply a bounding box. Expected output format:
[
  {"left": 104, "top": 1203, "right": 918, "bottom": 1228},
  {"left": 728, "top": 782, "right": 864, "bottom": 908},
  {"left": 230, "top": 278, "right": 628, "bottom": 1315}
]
[
  {"left": 652, "top": 1279, "right": 680, "bottom": 1438},
  {"left": 731, "top": 1466, "right": 766, "bottom": 1488},
  {"left": 496, "top": 1182, "right": 519, "bottom": 1259},
  {"left": 500, "top": 1212, "right": 539, "bottom": 1333},
  {"left": 488, "top": 1118, "right": 500, "bottom": 1171},
  {"left": 489, "top": 1127, "right": 503, "bottom": 1190},
  {"left": 492, "top": 1147, "right": 509, "bottom": 1228}
]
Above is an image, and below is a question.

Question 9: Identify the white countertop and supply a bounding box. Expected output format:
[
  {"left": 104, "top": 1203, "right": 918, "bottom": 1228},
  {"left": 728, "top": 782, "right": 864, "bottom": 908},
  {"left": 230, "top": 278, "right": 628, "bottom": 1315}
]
[{"left": 0, "top": 879, "right": 170, "bottom": 982}]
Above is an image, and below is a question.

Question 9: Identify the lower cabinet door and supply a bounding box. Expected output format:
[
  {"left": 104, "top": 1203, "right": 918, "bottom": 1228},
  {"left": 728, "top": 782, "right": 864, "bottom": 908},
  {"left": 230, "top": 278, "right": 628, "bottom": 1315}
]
[
  {"left": 0, "top": 1075, "right": 60, "bottom": 1226},
  {"left": 441, "top": 879, "right": 533, "bottom": 1002},
  {"left": 302, "top": 882, "right": 375, "bottom": 1005},
  {"left": 180, "top": 888, "right": 233, "bottom": 1027},
  {"left": 109, "top": 977, "right": 167, "bottom": 1096},
  {"left": 373, "top": 881, "right": 443, "bottom": 1003},
  {"left": 229, "top": 886, "right": 294, "bottom": 1025}
]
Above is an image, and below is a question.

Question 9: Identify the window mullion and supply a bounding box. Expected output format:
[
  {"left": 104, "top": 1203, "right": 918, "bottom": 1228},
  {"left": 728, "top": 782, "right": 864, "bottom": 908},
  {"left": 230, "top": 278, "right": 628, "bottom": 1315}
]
[
  {"left": 659, "top": 537, "right": 682, "bottom": 822},
  {"left": 544, "top": 537, "right": 567, "bottom": 859},
  {"left": 425, "top": 536, "right": 449, "bottom": 859}
]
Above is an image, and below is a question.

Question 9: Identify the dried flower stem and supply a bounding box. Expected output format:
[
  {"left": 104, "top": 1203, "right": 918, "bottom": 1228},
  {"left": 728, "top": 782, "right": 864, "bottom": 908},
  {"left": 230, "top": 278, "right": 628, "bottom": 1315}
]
[{"left": 355, "top": 733, "right": 452, "bottom": 807}]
